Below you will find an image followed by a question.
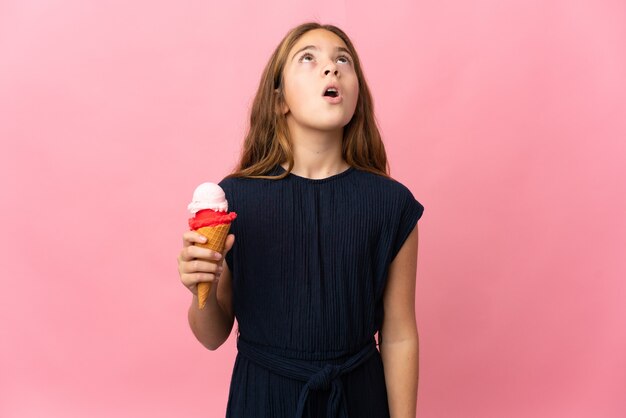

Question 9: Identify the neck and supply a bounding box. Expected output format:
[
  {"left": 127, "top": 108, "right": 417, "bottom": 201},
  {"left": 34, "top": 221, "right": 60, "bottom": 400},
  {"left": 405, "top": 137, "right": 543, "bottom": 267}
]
[{"left": 282, "top": 124, "right": 349, "bottom": 179}]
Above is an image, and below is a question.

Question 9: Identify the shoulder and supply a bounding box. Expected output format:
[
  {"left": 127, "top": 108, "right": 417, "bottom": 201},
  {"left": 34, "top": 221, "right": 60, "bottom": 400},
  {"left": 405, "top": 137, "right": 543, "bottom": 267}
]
[
  {"left": 218, "top": 172, "right": 278, "bottom": 209},
  {"left": 218, "top": 174, "right": 259, "bottom": 193},
  {"left": 353, "top": 169, "right": 418, "bottom": 201},
  {"left": 355, "top": 169, "right": 425, "bottom": 222},
  {"left": 218, "top": 165, "right": 282, "bottom": 190},
  {"left": 218, "top": 175, "right": 237, "bottom": 191}
]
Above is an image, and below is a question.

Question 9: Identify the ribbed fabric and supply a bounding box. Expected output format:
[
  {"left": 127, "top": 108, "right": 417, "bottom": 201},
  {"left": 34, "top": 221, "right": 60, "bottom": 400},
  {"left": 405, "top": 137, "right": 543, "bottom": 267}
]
[
  {"left": 219, "top": 164, "right": 424, "bottom": 418},
  {"left": 237, "top": 337, "right": 377, "bottom": 418}
]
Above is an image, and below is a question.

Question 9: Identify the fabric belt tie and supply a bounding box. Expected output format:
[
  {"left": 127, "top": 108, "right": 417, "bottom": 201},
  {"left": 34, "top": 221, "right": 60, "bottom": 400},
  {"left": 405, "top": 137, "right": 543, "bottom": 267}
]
[{"left": 237, "top": 338, "right": 377, "bottom": 418}]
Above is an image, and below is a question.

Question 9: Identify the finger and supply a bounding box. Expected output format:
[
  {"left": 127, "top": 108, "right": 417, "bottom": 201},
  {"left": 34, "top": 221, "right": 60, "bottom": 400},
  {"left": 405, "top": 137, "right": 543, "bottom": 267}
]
[
  {"left": 180, "top": 273, "right": 220, "bottom": 295},
  {"left": 185, "top": 272, "right": 220, "bottom": 284},
  {"left": 178, "top": 246, "right": 198, "bottom": 263},
  {"left": 185, "top": 245, "right": 224, "bottom": 261},
  {"left": 180, "top": 259, "right": 224, "bottom": 275},
  {"left": 182, "top": 231, "right": 207, "bottom": 247}
]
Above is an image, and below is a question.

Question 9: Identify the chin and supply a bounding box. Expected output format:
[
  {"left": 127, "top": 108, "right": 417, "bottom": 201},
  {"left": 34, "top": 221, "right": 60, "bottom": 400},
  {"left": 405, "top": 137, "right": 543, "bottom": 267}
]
[
  {"left": 315, "top": 117, "right": 352, "bottom": 131},
  {"left": 313, "top": 123, "right": 347, "bottom": 132}
]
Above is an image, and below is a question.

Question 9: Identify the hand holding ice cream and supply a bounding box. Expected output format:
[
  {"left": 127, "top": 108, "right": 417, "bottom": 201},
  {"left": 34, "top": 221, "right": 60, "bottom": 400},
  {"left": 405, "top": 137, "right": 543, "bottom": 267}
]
[{"left": 185, "top": 182, "right": 237, "bottom": 309}]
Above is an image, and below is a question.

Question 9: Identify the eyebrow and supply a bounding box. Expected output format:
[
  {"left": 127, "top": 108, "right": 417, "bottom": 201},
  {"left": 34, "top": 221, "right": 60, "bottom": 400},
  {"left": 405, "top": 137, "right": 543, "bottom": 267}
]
[{"left": 291, "top": 45, "right": 352, "bottom": 61}]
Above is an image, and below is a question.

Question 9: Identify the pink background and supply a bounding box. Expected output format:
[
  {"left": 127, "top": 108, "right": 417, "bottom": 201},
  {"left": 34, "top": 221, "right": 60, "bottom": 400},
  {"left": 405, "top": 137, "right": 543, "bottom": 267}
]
[{"left": 1, "top": 1, "right": 625, "bottom": 417}]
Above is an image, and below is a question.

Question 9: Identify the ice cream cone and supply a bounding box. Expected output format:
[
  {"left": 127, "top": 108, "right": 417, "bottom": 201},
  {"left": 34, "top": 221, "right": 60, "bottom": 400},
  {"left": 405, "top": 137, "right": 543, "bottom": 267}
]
[
  {"left": 194, "top": 222, "right": 231, "bottom": 309},
  {"left": 187, "top": 182, "right": 236, "bottom": 309}
]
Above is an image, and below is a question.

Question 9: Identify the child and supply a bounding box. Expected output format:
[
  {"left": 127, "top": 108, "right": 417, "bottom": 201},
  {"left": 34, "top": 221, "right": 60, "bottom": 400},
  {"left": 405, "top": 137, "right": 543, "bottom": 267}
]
[{"left": 178, "top": 22, "right": 424, "bottom": 418}]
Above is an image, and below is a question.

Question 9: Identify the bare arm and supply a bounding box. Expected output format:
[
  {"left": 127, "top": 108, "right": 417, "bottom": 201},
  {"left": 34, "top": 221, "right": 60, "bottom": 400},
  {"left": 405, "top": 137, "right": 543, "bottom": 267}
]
[
  {"left": 178, "top": 232, "right": 235, "bottom": 350},
  {"left": 380, "top": 224, "right": 419, "bottom": 418}
]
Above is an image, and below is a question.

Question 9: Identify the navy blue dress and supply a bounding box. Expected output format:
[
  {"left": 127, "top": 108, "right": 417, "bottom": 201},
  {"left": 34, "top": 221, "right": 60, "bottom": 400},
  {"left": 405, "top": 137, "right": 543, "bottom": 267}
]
[{"left": 218, "top": 164, "right": 424, "bottom": 418}]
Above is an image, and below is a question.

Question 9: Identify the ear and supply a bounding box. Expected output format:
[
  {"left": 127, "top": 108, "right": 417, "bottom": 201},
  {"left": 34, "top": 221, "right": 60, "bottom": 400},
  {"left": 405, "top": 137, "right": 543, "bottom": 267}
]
[{"left": 275, "top": 89, "right": 289, "bottom": 115}]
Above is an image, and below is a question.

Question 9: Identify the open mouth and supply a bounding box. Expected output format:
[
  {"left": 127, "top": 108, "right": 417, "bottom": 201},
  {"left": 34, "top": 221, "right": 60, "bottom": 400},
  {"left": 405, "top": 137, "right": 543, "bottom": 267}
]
[{"left": 323, "top": 87, "right": 339, "bottom": 98}]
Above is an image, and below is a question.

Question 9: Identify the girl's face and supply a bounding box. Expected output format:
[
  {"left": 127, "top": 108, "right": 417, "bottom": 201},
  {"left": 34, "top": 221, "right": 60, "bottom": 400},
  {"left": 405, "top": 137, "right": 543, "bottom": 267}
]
[{"left": 279, "top": 29, "right": 359, "bottom": 134}]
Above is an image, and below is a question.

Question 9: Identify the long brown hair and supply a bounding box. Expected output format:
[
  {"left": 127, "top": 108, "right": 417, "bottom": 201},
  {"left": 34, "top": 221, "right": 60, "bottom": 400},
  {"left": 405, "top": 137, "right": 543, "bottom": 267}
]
[{"left": 226, "top": 22, "right": 390, "bottom": 180}]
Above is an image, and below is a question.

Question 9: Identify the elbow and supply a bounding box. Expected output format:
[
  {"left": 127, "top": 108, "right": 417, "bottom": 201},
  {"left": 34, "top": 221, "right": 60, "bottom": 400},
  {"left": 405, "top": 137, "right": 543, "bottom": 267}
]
[
  {"left": 203, "top": 341, "right": 223, "bottom": 351},
  {"left": 187, "top": 301, "right": 234, "bottom": 351},
  {"left": 197, "top": 328, "right": 231, "bottom": 351},
  {"left": 208, "top": 344, "right": 222, "bottom": 351},
  {"left": 191, "top": 326, "right": 229, "bottom": 351}
]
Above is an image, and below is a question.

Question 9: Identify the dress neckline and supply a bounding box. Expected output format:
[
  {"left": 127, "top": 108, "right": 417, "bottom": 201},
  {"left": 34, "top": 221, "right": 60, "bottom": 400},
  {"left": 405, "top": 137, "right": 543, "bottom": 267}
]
[{"left": 275, "top": 164, "right": 355, "bottom": 183}]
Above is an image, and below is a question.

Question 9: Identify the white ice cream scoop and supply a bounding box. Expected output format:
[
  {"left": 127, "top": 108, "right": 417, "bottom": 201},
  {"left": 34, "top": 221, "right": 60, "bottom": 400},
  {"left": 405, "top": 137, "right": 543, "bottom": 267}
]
[{"left": 187, "top": 182, "right": 228, "bottom": 214}]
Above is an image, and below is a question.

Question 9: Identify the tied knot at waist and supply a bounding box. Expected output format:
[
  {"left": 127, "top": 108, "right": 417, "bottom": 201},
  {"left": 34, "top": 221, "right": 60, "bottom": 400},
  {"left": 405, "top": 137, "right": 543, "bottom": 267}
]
[
  {"left": 236, "top": 338, "right": 378, "bottom": 418},
  {"left": 309, "top": 363, "right": 342, "bottom": 390}
]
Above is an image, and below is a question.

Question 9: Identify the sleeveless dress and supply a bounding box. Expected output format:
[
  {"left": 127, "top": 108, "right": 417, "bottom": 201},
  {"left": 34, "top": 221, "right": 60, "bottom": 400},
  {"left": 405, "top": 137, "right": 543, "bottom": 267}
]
[{"left": 218, "top": 164, "right": 424, "bottom": 418}]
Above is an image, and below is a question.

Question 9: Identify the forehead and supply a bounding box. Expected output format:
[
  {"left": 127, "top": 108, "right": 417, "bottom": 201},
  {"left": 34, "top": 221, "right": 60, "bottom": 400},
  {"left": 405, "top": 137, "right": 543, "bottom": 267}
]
[{"left": 290, "top": 29, "right": 348, "bottom": 53}]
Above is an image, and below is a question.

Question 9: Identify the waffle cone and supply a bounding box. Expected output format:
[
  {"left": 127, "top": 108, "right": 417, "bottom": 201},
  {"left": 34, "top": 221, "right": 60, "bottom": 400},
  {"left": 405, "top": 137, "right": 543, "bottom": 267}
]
[{"left": 194, "top": 222, "right": 231, "bottom": 309}]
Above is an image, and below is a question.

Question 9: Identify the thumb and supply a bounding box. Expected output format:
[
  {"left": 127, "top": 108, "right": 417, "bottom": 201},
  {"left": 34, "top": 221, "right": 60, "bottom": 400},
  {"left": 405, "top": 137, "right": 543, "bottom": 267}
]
[{"left": 222, "top": 234, "right": 235, "bottom": 256}]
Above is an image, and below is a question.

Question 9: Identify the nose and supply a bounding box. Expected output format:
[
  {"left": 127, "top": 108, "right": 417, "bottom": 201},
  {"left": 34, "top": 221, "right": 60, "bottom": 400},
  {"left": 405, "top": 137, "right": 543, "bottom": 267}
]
[{"left": 323, "top": 60, "right": 339, "bottom": 77}]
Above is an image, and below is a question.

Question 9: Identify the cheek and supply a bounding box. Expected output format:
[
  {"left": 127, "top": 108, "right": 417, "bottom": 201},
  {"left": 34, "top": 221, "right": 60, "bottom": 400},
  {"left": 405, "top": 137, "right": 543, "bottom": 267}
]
[
  {"left": 349, "top": 81, "right": 360, "bottom": 105},
  {"left": 285, "top": 79, "right": 315, "bottom": 108},
  {"left": 284, "top": 86, "right": 305, "bottom": 110},
  {"left": 282, "top": 81, "right": 298, "bottom": 108},
  {"left": 344, "top": 73, "right": 359, "bottom": 95}
]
